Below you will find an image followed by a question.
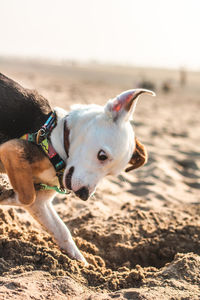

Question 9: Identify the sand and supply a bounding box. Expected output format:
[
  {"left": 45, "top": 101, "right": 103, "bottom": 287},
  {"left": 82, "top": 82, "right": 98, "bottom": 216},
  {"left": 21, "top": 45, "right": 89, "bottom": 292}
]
[{"left": 0, "top": 58, "right": 200, "bottom": 299}]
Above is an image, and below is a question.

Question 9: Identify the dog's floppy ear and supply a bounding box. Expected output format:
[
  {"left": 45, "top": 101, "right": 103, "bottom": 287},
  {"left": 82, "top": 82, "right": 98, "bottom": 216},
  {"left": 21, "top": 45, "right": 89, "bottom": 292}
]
[
  {"left": 105, "top": 89, "right": 155, "bottom": 122},
  {"left": 125, "top": 138, "right": 148, "bottom": 172}
]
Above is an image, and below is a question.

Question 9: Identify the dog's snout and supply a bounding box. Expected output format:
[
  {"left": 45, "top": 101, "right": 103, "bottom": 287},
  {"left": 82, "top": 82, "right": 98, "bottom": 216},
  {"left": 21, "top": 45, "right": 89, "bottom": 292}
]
[
  {"left": 75, "top": 187, "right": 89, "bottom": 201},
  {"left": 65, "top": 167, "right": 74, "bottom": 190},
  {"left": 65, "top": 168, "right": 89, "bottom": 200}
]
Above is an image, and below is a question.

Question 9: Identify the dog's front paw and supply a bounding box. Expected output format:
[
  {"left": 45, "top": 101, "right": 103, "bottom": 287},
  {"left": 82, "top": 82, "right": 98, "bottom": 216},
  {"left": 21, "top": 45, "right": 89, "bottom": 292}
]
[
  {"left": 62, "top": 240, "right": 88, "bottom": 266},
  {"left": 74, "top": 251, "right": 88, "bottom": 267}
]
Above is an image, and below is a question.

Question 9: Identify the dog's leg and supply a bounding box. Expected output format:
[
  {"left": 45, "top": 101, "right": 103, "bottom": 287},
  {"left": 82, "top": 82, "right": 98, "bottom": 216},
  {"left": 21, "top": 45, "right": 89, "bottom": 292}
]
[
  {"left": 27, "top": 189, "right": 88, "bottom": 265},
  {"left": 0, "top": 140, "right": 87, "bottom": 264},
  {"left": 0, "top": 141, "right": 36, "bottom": 205}
]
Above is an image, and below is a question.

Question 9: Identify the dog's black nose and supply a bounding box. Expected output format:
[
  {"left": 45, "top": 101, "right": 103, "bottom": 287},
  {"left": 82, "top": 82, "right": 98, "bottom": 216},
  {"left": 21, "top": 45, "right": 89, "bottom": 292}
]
[
  {"left": 75, "top": 187, "right": 89, "bottom": 201},
  {"left": 65, "top": 167, "right": 74, "bottom": 190}
]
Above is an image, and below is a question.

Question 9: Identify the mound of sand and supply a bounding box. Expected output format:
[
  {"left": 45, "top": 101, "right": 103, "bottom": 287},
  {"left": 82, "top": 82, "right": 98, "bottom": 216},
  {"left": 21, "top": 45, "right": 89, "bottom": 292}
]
[
  {"left": 0, "top": 60, "right": 200, "bottom": 299},
  {"left": 1, "top": 186, "right": 200, "bottom": 299}
]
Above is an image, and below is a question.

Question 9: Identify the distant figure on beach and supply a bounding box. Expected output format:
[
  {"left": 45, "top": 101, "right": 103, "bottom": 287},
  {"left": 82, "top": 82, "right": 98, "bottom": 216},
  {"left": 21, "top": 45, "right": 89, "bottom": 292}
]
[
  {"left": 137, "top": 79, "right": 156, "bottom": 91},
  {"left": 162, "top": 80, "right": 172, "bottom": 93}
]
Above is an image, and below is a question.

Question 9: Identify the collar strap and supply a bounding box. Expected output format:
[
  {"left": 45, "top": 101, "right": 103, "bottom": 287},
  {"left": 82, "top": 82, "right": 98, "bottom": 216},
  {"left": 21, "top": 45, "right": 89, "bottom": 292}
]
[
  {"left": 21, "top": 111, "right": 57, "bottom": 144},
  {"left": 21, "top": 111, "right": 70, "bottom": 193}
]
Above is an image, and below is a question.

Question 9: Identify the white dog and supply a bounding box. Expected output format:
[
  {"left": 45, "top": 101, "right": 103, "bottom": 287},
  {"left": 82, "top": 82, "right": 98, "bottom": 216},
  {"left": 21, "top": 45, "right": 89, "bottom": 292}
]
[{"left": 0, "top": 73, "right": 155, "bottom": 264}]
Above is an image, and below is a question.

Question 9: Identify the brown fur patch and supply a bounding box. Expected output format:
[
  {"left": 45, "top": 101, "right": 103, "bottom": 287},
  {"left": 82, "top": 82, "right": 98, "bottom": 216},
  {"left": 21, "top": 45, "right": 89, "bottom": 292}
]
[
  {"left": 125, "top": 138, "right": 148, "bottom": 172},
  {"left": 0, "top": 139, "right": 55, "bottom": 205}
]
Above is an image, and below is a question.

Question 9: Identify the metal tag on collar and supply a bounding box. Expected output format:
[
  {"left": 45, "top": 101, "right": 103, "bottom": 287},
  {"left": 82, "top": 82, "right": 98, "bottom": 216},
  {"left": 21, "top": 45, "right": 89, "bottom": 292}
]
[
  {"left": 36, "top": 111, "right": 57, "bottom": 144},
  {"left": 36, "top": 128, "right": 47, "bottom": 144}
]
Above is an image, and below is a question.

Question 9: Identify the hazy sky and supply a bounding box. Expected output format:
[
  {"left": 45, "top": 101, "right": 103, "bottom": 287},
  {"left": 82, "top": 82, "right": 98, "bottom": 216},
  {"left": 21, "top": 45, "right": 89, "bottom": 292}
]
[{"left": 0, "top": 0, "right": 200, "bottom": 69}]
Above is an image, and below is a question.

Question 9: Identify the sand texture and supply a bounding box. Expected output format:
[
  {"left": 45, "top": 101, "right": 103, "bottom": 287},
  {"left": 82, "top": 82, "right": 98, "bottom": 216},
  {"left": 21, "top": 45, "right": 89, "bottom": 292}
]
[{"left": 0, "top": 58, "right": 200, "bottom": 299}]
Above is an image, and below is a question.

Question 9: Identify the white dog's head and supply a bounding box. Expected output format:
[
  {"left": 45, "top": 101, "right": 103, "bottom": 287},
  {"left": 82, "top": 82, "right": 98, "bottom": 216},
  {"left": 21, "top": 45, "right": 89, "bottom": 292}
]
[{"left": 63, "top": 89, "right": 155, "bottom": 200}]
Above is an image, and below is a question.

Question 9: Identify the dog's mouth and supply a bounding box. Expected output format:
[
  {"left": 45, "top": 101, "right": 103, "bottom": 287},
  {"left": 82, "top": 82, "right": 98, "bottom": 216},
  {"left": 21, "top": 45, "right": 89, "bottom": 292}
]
[
  {"left": 65, "top": 167, "right": 89, "bottom": 201},
  {"left": 65, "top": 166, "right": 74, "bottom": 190}
]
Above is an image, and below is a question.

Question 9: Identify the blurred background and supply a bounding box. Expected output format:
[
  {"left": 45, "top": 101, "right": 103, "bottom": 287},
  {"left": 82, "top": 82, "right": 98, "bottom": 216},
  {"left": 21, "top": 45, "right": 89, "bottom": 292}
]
[
  {"left": 1, "top": 0, "right": 200, "bottom": 97},
  {"left": 1, "top": 0, "right": 200, "bottom": 69}
]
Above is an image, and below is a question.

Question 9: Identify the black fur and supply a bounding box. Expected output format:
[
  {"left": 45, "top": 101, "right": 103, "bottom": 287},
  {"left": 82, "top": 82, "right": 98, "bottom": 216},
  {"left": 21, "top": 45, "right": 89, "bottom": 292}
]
[{"left": 0, "top": 73, "right": 52, "bottom": 144}]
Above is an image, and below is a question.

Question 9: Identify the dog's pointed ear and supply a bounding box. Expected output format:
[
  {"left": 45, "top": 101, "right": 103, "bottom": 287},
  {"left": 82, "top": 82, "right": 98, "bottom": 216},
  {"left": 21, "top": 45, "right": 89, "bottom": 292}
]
[
  {"left": 105, "top": 89, "right": 155, "bottom": 122},
  {"left": 125, "top": 138, "right": 148, "bottom": 172}
]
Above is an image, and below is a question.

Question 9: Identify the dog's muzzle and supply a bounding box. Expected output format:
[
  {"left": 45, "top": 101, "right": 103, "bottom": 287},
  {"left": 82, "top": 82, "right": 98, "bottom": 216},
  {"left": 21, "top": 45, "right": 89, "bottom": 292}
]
[{"left": 65, "top": 167, "right": 89, "bottom": 201}]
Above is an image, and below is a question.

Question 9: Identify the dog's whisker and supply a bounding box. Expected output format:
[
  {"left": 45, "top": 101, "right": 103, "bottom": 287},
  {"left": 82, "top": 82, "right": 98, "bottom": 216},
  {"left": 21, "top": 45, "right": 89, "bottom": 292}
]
[{"left": 90, "top": 194, "right": 97, "bottom": 200}]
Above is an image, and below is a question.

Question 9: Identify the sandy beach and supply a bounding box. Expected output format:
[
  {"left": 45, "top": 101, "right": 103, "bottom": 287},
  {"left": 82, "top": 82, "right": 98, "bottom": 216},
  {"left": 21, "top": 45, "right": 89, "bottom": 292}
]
[{"left": 0, "top": 58, "right": 200, "bottom": 299}]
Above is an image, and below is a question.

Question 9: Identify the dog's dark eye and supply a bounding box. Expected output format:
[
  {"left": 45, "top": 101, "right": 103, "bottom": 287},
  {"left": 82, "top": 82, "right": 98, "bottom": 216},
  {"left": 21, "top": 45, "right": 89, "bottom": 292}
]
[{"left": 97, "top": 150, "right": 108, "bottom": 161}]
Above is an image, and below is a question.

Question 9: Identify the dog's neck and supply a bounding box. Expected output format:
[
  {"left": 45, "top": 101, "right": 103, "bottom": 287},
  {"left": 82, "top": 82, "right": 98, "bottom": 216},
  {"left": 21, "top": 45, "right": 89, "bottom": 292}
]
[
  {"left": 50, "top": 105, "right": 103, "bottom": 164},
  {"left": 50, "top": 108, "right": 69, "bottom": 162}
]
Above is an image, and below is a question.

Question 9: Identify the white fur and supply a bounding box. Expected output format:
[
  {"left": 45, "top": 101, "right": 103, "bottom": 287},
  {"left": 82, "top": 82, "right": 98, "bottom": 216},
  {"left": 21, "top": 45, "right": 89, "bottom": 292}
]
[{"left": 63, "top": 104, "right": 134, "bottom": 194}]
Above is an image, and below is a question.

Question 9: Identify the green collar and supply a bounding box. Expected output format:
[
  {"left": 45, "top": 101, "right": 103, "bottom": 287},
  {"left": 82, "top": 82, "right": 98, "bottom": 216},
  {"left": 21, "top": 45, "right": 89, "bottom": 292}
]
[{"left": 40, "top": 183, "right": 70, "bottom": 194}]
